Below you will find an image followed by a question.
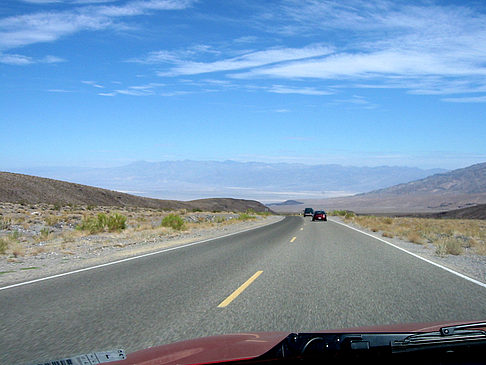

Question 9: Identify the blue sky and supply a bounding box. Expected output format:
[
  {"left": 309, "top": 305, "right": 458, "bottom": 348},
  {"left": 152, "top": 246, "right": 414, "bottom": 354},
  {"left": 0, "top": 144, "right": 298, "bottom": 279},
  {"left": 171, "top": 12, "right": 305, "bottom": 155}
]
[{"left": 1, "top": 0, "right": 486, "bottom": 170}]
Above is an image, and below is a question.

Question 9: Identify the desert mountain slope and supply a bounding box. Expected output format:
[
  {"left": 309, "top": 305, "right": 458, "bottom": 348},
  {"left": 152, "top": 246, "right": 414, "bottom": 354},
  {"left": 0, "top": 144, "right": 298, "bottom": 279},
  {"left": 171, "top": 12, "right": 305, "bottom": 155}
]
[
  {"left": 417, "top": 204, "right": 486, "bottom": 220},
  {"left": 0, "top": 171, "right": 269, "bottom": 212},
  {"left": 364, "top": 162, "right": 486, "bottom": 196},
  {"left": 271, "top": 162, "right": 486, "bottom": 214}
]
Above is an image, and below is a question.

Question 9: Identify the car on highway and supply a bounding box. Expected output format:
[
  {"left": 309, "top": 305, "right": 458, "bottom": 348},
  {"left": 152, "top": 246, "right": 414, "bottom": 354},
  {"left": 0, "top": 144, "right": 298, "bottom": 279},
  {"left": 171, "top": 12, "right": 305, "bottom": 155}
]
[
  {"left": 303, "top": 207, "right": 314, "bottom": 217},
  {"left": 33, "top": 321, "right": 486, "bottom": 364},
  {"left": 312, "top": 210, "right": 327, "bottom": 221}
]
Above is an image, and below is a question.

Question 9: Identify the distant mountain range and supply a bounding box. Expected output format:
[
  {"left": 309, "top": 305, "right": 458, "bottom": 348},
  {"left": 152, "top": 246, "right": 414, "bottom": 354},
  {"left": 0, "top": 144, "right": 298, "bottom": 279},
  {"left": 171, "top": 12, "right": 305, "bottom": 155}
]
[
  {"left": 12, "top": 160, "right": 446, "bottom": 202},
  {"left": 271, "top": 162, "right": 486, "bottom": 214}
]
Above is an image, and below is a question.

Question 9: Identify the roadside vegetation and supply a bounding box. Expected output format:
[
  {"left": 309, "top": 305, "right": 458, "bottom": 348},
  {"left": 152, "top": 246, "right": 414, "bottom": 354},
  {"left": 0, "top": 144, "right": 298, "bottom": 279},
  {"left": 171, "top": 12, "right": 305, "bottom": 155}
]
[
  {"left": 160, "top": 214, "right": 186, "bottom": 231},
  {"left": 236, "top": 209, "right": 257, "bottom": 221},
  {"left": 77, "top": 212, "right": 127, "bottom": 233},
  {"left": 0, "top": 202, "right": 273, "bottom": 258},
  {"left": 331, "top": 212, "right": 486, "bottom": 256}
]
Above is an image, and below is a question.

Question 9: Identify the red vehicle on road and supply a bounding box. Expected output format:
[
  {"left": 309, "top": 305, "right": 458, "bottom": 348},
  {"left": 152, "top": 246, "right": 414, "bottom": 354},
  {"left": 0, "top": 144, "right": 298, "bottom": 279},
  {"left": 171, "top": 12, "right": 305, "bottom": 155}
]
[{"left": 312, "top": 210, "right": 327, "bottom": 221}]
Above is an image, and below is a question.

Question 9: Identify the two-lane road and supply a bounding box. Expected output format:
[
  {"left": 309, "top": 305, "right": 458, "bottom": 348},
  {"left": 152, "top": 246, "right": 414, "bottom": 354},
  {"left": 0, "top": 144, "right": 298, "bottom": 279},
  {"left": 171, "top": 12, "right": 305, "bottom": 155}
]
[{"left": 1, "top": 216, "right": 485, "bottom": 364}]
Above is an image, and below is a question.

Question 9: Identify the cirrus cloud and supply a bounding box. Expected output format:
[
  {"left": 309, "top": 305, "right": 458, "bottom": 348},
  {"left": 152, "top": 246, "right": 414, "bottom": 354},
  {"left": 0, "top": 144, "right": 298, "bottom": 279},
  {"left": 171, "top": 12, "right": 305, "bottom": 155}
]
[{"left": 0, "top": 0, "right": 195, "bottom": 50}]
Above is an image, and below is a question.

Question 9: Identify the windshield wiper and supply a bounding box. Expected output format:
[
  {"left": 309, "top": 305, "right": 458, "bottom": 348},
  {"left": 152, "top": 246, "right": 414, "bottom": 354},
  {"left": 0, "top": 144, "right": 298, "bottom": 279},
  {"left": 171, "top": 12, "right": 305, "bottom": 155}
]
[{"left": 391, "top": 322, "right": 486, "bottom": 353}]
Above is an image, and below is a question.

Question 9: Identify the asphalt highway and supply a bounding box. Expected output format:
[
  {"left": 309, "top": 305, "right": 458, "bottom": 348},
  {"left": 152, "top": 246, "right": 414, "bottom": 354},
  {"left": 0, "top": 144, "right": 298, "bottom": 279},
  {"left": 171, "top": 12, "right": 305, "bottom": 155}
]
[{"left": 1, "top": 216, "right": 486, "bottom": 364}]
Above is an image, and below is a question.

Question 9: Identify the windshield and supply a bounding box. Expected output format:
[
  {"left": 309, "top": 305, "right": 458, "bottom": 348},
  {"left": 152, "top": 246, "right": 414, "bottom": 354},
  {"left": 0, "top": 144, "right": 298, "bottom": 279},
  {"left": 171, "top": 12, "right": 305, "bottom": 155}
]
[{"left": 1, "top": 1, "right": 486, "bottom": 364}]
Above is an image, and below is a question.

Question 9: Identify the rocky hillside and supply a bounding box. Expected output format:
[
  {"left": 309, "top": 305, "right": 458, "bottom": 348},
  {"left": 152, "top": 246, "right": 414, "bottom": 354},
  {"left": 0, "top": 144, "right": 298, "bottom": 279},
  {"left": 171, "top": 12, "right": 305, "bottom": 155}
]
[
  {"left": 271, "top": 162, "right": 486, "bottom": 214},
  {"left": 0, "top": 171, "right": 270, "bottom": 212},
  {"left": 417, "top": 204, "right": 486, "bottom": 220},
  {"left": 364, "top": 162, "right": 486, "bottom": 196}
]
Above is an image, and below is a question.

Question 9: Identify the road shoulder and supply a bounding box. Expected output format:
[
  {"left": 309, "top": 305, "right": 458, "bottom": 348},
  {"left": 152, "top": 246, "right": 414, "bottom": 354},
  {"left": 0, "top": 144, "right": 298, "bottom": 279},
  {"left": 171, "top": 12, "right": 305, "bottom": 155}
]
[
  {"left": 0, "top": 215, "right": 284, "bottom": 288},
  {"left": 330, "top": 217, "right": 486, "bottom": 285}
]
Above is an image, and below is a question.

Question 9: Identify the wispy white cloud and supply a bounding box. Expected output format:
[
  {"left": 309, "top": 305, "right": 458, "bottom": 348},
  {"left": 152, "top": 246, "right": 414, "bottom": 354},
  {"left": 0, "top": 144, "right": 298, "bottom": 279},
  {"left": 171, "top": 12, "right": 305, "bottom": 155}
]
[
  {"left": 155, "top": 45, "right": 334, "bottom": 76},
  {"left": 0, "top": 0, "right": 195, "bottom": 50},
  {"left": 0, "top": 53, "right": 33, "bottom": 65},
  {"left": 10, "top": 0, "right": 486, "bottom": 100},
  {"left": 20, "top": 0, "right": 62, "bottom": 3},
  {"left": 441, "top": 96, "right": 486, "bottom": 103},
  {"left": 160, "top": 90, "right": 192, "bottom": 96},
  {"left": 129, "top": 45, "right": 221, "bottom": 64},
  {"left": 331, "top": 95, "right": 378, "bottom": 109},
  {"left": 233, "top": 36, "right": 259, "bottom": 44},
  {"left": 268, "top": 84, "right": 332, "bottom": 96},
  {"left": 47, "top": 88, "right": 73, "bottom": 93},
  {"left": 98, "top": 82, "right": 166, "bottom": 96},
  {"left": 241, "top": 0, "right": 486, "bottom": 96},
  {"left": 235, "top": 49, "right": 486, "bottom": 80},
  {"left": 0, "top": 52, "right": 65, "bottom": 65},
  {"left": 41, "top": 55, "right": 65, "bottom": 63},
  {"left": 82, "top": 80, "right": 104, "bottom": 88},
  {"left": 21, "top": 0, "right": 117, "bottom": 3},
  {"left": 143, "top": 1, "right": 485, "bottom": 97}
]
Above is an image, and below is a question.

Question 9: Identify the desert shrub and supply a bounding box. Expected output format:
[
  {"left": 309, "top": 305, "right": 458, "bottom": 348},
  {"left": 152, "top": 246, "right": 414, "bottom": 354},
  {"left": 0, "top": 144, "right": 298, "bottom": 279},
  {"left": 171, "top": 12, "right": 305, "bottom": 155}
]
[
  {"left": 344, "top": 211, "right": 356, "bottom": 219},
  {"left": 107, "top": 213, "right": 127, "bottom": 231},
  {"left": 407, "top": 232, "right": 423, "bottom": 244},
  {"left": 383, "top": 217, "right": 393, "bottom": 224},
  {"left": 256, "top": 211, "right": 272, "bottom": 216},
  {"left": 11, "top": 243, "right": 25, "bottom": 257},
  {"left": 216, "top": 216, "right": 226, "bottom": 223},
  {"left": 8, "top": 231, "right": 20, "bottom": 241},
  {"left": 474, "top": 241, "right": 486, "bottom": 256},
  {"left": 0, "top": 217, "right": 11, "bottom": 230},
  {"left": 238, "top": 213, "right": 256, "bottom": 221},
  {"left": 77, "top": 214, "right": 104, "bottom": 233},
  {"left": 436, "top": 238, "right": 463, "bottom": 256},
  {"left": 39, "top": 228, "right": 50, "bottom": 239},
  {"left": 44, "top": 215, "right": 60, "bottom": 226},
  {"left": 161, "top": 214, "right": 186, "bottom": 230},
  {"left": 0, "top": 238, "right": 8, "bottom": 254},
  {"left": 77, "top": 213, "right": 127, "bottom": 233},
  {"left": 330, "top": 210, "right": 347, "bottom": 216}
]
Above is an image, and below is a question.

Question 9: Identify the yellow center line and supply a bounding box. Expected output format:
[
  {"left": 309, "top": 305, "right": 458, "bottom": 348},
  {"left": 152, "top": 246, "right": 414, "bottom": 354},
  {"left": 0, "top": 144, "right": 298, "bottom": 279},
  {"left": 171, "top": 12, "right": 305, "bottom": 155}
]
[
  {"left": 217, "top": 271, "right": 263, "bottom": 308},
  {"left": 290, "top": 236, "right": 297, "bottom": 243}
]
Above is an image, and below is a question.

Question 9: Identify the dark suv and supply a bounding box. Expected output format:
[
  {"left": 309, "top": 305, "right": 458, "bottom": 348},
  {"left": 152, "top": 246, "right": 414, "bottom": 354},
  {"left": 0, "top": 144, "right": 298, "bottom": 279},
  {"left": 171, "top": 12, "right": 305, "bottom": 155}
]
[{"left": 303, "top": 208, "right": 314, "bottom": 217}]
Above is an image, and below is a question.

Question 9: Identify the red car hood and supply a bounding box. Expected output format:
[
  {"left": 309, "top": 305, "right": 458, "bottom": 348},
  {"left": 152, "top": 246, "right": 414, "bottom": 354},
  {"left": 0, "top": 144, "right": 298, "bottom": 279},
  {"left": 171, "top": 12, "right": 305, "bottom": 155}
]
[{"left": 111, "top": 320, "right": 484, "bottom": 365}]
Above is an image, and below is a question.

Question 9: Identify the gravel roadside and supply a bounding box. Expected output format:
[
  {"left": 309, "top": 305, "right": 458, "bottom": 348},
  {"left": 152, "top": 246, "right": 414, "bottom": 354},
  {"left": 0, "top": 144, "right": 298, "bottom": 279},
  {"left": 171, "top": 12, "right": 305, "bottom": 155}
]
[
  {"left": 330, "top": 216, "right": 486, "bottom": 285},
  {"left": 0, "top": 215, "right": 284, "bottom": 287}
]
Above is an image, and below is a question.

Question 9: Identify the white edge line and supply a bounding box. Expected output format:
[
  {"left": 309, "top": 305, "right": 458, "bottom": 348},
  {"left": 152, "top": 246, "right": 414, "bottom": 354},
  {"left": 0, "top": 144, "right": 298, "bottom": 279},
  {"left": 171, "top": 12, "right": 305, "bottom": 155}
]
[
  {"left": 330, "top": 218, "right": 486, "bottom": 289},
  {"left": 0, "top": 217, "right": 283, "bottom": 291}
]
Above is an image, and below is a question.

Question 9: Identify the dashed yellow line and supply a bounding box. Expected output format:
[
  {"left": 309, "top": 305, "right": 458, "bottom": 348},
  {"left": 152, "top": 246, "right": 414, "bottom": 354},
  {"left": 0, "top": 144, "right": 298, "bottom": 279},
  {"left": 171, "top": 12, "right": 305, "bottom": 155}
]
[
  {"left": 290, "top": 236, "right": 297, "bottom": 243},
  {"left": 217, "top": 271, "right": 263, "bottom": 308}
]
